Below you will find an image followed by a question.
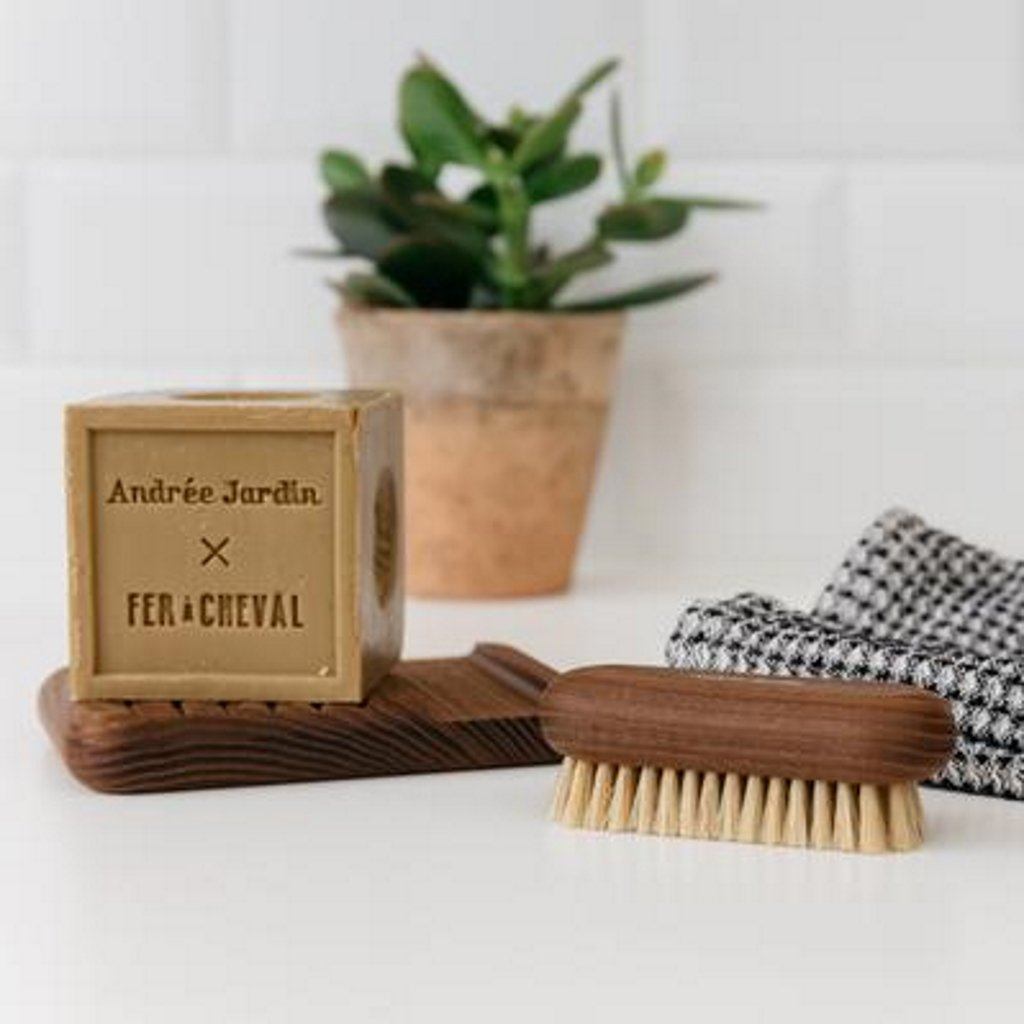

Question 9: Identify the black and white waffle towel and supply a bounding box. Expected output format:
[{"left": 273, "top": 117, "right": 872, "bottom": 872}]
[{"left": 665, "top": 509, "right": 1024, "bottom": 799}]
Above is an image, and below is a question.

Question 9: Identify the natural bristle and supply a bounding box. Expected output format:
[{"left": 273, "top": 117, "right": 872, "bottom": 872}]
[{"left": 549, "top": 759, "right": 926, "bottom": 854}]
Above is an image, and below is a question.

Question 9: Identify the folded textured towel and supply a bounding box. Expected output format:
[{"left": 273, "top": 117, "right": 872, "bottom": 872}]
[{"left": 665, "top": 510, "right": 1024, "bottom": 799}]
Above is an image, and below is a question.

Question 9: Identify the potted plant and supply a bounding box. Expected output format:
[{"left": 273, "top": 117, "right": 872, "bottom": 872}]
[{"left": 314, "top": 56, "right": 754, "bottom": 598}]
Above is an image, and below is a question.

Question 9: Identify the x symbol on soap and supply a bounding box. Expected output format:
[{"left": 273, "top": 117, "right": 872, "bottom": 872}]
[{"left": 200, "top": 536, "right": 230, "bottom": 567}]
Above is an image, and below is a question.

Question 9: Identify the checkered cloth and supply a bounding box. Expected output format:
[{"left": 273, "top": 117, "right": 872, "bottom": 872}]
[{"left": 665, "top": 509, "right": 1024, "bottom": 799}]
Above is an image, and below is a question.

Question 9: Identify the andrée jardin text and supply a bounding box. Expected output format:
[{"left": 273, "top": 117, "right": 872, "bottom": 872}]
[{"left": 106, "top": 476, "right": 323, "bottom": 507}]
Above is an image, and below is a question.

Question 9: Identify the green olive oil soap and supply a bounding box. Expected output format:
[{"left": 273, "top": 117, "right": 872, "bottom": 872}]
[{"left": 65, "top": 390, "right": 403, "bottom": 702}]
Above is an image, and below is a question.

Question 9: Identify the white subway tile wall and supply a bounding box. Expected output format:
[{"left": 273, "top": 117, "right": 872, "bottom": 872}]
[
  {"left": 848, "top": 164, "right": 1024, "bottom": 360},
  {"left": 29, "top": 161, "right": 336, "bottom": 365},
  {"left": 0, "top": 165, "right": 25, "bottom": 355},
  {"left": 583, "top": 361, "right": 1024, "bottom": 596},
  {"left": 3, "top": 0, "right": 1024, "bottom": 607},
  {"left": 229, "top": 0, "right": 641, "bottom": 157},
  {"left": 0, "top": 0, "right": 226, "bottom": 154},
  {"left": 622, "top": 162, "right": 848, "bottom": 361},
  {"left": 643, "top": 0, "right": 1024, "bottom": 156}
]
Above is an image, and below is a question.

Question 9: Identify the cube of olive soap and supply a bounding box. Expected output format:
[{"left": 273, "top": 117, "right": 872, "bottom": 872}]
[{"left": 65, "top": 390, "right": 403, "bottom": 702}]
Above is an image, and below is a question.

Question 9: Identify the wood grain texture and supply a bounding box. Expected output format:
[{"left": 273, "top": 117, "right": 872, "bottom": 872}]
[
  {"left": 540, "top": 667, "right": 955, "bottom": 785},
  {"left": 39, "top": 644, "right": 559, "bottom": 794}
]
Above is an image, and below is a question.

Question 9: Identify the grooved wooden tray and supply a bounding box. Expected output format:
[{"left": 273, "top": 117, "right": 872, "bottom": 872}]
[{"left": 39, "top": 644, "right": 559, "bottom": 794}]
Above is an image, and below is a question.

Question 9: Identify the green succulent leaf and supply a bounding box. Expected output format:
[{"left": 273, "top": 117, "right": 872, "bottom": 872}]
[
  {"left": 320, "top": 150, "right": 371, "bottom": 192},
  {"left": 465, "top": 182, "right": 497, "bottom": 212},
  {"left": 668, "top": 195, "right": 763, "bottom": 210},
  {"left": 485, "top": 125, "right": 523, "bottom": 154},
  {"left": 609, "top": 91, "right": 630, "bottom": 194},
  {"left": 378, "top": 236, "right": 482, "bottom": 309},
  {"left": 311, "top": 56, "right": 755, "bottom": 313},
  {"left": 323, "top": 189, "right": 404, "bottom": 259},
  {"left": 509, "top": 60, "right": 614, "bottom": 176},
  {"left": 559, "top": 273, "right": 717, "bottom": 311},
  {"left": 526, "top": 153, "right": 601, "bottom": 203},
  {"left": 419, "top": 212, "right": 491, "bottom": 259},
  {"left": 416, "top": 192, "right": 498, "bottom": 232},
  {"left": 378, "top": 164, "right": 493, "bottom": 253},
  {"left": 399, "top": 62, "right": 487, "bottom": 169},
  {"left": 567, "top": 57, "right": 620, "bottom": 100},
  {"left": 512, "top": 98, "right": 581, "bottom": 171},
  {"left": 380, "top": 163, "right": 436, "bottom": 203},
  {"left": 337, "top": 272, "right": 416, "bottom": 308},
  {"left": 506, "top": 105, "right": 538, "bottom": 135},
  {"left": 599, "top": 195, "right": 761, "bottom": 242},
  {"left": 295, "top": 247, "right": 347, "bottom": 259},
  {"left": 530, "top": 238, "right": 612, "bottom": 305},
  {"left": 598, "top": 198, "right": 690, "bottom": 241},
  {"left": 400, "top": 124, "right": 442, "bottom": 182},
  {"left": 634, "top": 149, "right": 666, "bottom": 191}
]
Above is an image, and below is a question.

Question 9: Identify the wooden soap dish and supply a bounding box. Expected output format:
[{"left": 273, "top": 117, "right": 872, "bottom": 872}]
[{"left": 39, "top": 644, "right": 559, "bottom": 794}]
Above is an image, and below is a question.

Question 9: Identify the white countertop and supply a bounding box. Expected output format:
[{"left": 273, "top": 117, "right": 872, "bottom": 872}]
[{"left": 4, "top": 572, "right": 1024, "bottom": 1023}]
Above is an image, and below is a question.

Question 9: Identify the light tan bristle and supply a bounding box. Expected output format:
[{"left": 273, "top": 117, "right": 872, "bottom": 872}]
[
  {"left": 696, "top": 771, "right": 721, "bottom": 839},
  {"left": 858, "top": 784, "right": 888, "bottom": 854},
  {"left": 636, "top": 765, "right": 659, "bottom": 834},
  {"left": 655, "top": 768, "right": 680, "bottom": 835},
  {"left": 563, "top": 759, "right": 593, "bottom": 829},
  {"left": 584, "top": 762, "right": 614, "bottom": 830},
  {"left": 679, "top": 769, "right": 700, "bottom": 838},
  {"left": 761, "top": 777, "right": 786, "bottom": 845},
  {"left": 810, "top": 780, "right": 834, "bottom": 849},
  {"left": 832, "top": 782, "right": 859, "bottom": 851},
  {"left": 737, "top": 775, "right": 764, "bottom": 842},
  {"left": 909, "top": 783, "right": 925, "bottom": 827},
  {"left": 550, "top": 758, "right": 925, "bottom": 853},
  {"left": 549, "top": 756, "right": 575, "bottom": 821},
  {"left": 607, "top": 765, "right": 636, "bottom": 831},
  {"left": 718, "top": 773, "right": 743, "bottom": 841},
  {"left": 783, "top": 778, "right": 809, "bottom": 847},
  {"left": 886, "top": 782, "right": 921, "bottom": 851}
]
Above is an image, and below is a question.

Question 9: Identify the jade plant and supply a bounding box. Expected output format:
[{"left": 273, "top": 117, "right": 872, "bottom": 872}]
[{"left": 314, "top": 56, "right": 754, "bottom": 311}]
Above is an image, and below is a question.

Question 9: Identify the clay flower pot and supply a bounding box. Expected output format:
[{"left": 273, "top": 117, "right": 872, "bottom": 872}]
[{"left": 338, "top": 306, "right": 623, "bottom": 598}]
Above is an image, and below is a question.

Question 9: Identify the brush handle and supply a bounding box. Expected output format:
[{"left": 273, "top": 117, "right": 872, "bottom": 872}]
[{"left": 540, "top": 667, "right": 955, "bottom": 785}]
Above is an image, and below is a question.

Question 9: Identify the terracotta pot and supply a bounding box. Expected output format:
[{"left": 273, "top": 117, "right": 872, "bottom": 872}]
[{"left": 337, "top": 306, "right": 624, "bottom": 598}]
